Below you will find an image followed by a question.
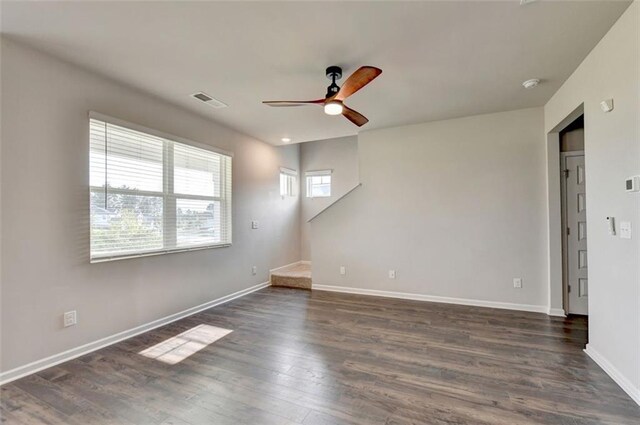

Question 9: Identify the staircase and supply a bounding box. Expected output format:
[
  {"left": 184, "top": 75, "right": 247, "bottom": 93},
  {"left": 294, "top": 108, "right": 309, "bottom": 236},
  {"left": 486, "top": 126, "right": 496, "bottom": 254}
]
[{"left": 270, "top": 262, "right": 311, "bottom": 290}]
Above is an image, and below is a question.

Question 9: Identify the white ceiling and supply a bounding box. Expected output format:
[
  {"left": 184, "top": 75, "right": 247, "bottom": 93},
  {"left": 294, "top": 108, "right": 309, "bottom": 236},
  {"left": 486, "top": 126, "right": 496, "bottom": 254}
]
[{"left": 1, "top": 1, "right": 631, "bottom": 145}]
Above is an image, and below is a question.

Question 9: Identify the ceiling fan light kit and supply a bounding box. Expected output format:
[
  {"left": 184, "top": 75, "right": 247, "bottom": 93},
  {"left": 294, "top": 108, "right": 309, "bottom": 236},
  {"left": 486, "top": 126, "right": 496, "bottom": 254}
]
[
  {"left": 263, "top": 65, "right": 382, "bottom": 127},
  {"left": 324, "top": 100, "right": 343, "bottom": 115}
]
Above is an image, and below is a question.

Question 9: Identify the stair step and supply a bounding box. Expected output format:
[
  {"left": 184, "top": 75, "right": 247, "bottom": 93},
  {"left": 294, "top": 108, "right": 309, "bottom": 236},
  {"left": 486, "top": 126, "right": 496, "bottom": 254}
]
[{"left": 270, "top": 262, "right": 311, "bottom": 290}]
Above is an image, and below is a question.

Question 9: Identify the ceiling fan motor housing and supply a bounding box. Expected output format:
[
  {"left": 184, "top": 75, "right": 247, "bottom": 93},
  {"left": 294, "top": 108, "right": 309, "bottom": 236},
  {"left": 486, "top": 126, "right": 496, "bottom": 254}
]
[{"left": 325, "top": 66, "right": 342, "bottom": 98}]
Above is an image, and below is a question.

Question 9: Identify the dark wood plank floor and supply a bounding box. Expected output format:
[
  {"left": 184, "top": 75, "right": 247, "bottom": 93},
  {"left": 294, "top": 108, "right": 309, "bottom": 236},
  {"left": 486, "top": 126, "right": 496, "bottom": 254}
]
[{"left": 2, "top": 287, "right": 639, "bottom": 424}]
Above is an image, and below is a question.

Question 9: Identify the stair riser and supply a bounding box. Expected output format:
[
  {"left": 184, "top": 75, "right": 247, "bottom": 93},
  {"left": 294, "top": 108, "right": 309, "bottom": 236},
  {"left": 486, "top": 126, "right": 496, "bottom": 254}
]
[{"left": 271, "top": 275, "right": 312, "bottom": 290}]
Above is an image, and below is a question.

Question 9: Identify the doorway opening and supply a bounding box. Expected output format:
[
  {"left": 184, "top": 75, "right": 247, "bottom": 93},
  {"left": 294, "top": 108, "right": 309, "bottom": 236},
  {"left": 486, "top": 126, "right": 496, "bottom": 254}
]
[{"left": 559, "top": 115, "right": 588, "bottom": 316}]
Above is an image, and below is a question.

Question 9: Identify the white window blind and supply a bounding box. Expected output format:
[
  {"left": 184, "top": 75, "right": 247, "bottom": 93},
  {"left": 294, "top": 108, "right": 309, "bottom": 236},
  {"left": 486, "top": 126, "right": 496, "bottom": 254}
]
[
  {"left": 280, "top": 167, "right": 297, "bottom": 197},
  {"left": 89, "top": 116, "right": 232, "bottom": 262},
  {"left": 305, "top": 170, "right": 332, "bottom": 198}
]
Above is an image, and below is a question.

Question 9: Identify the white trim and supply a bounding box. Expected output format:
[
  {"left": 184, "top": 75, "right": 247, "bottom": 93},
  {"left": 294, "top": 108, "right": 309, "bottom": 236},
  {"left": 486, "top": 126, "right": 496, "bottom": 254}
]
[
  {"left": 305, "top": 169, "right": 332, "bottom": 176},
  {"left": 546, "top": 132, "right": 564, "bottom": 316},
  {"left": 547, "top": 308, "right": 566, "bottom": 317},
  {"left": 585, "top": 344, "right": 640, "bottom": 406},
  {"left": 90, "top": 243, "right": 232, "bottom": 263},
  {"left": 545, "top": 104, "right": 584, "bottom": 322},
  {"left": 279, "top": 167, "right": 297, "bottom": 176},
  {"left": 0, "top": 281, "right": 269, "bottom": 386},
  {"left": 89, "top": 111, "right": 234, "bottom": 158},
  {"left": 312, "top": 284, "right": 548, "bottom": 314},
  {"left": 299, "top": 260, "right": 311, "bottom": 266}
]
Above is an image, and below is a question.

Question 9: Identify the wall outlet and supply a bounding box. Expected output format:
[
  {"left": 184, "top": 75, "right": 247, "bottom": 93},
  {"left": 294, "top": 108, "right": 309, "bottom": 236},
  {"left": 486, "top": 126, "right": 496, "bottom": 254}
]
[
  {"left": 251, "top": 220, "right": 259, "bottom": 229},
  {"left": 620, "top": 221, "right": 632, "bottom": 239},
  {"left": 339, "top": 266, "right": 346, "bottom": 276},
  {"left": 388, "top": 270, "right": 396, "bottom": 279},
  {"left": 251, "top": 266, "right": 257, "bottom": 275},
  {"left": 513, "top": 278, "right": 522, "bottom": 288},
  {"left": 63, "top": 310, "right": 77, "bottom": 327}
]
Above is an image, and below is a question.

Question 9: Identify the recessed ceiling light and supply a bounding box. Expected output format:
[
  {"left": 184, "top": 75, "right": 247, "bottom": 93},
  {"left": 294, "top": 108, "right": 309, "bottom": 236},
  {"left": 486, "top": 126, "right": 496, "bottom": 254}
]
[
  {"left": 522, "top": 79, "right": 540, "bottom": 89},
  {"left": 281, "top": 137, "right": 291, "bottom": 143},
  {"left": 520, "top": 0, "right": 538, "bottom": 5}
]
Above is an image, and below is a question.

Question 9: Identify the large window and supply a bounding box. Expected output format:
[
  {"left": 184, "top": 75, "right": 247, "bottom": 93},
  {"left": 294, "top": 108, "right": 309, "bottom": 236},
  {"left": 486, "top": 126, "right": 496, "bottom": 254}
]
[
  {"left": 306, "top": 170, "right": 332, "bottom": 198},
  {"left": 89, "top": 115, "right": 232, "bottom": 262}
]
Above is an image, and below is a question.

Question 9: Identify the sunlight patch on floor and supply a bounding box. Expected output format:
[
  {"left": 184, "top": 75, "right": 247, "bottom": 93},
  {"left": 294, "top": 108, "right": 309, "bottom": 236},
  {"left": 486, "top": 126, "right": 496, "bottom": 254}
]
[{"left": 139, "top": 324, "right": 232, "bottom": 364}]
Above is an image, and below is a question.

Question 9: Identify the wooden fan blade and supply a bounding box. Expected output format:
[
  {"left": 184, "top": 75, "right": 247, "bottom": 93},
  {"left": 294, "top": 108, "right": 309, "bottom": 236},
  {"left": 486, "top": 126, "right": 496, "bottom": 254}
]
[
  {"left": 342, "top": 105, "right": 369, "bottom": 127},
  {"left": 263, "top": 99, "right": 325, "bottom": 107},
  {"left": 334, "top": 66, "right": 382, "bottom": 101}
]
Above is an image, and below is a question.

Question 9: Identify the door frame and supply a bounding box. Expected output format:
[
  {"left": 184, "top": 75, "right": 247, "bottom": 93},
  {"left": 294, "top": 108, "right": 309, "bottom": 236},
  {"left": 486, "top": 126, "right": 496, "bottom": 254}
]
[
  {"left": 560, "top": 150, "right": 586, "bottom": 314},
  {"left": 545, "top": 103, "right": 584, "bottom": 317}
]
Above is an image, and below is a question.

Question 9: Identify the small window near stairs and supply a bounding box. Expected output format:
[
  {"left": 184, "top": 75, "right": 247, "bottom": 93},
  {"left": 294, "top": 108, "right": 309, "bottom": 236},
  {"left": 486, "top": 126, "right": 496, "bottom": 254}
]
[
  {"left": 306, "top": 170, "right": 332, "bottom": 198},
  {"left": 280, "top": 167, "right": 297, "bottom": 197}
]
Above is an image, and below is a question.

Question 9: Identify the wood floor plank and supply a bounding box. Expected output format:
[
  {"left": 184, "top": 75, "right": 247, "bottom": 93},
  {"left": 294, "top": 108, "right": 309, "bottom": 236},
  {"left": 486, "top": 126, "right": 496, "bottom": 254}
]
[{"left": 2, "top": 287, "right": 639, "bottom": 424}]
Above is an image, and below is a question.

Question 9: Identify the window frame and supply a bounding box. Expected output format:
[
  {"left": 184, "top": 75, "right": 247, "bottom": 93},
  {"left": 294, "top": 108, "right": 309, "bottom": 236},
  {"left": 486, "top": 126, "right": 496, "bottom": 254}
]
[
  {"left": 89, "top": 112, "right": 233, "bottom": 263},
  {"left": 280, "top": 167, "right": 297, "bottom": 198},
  {"left": 305, "top": 169, "right": 332, "bottom": 198}
]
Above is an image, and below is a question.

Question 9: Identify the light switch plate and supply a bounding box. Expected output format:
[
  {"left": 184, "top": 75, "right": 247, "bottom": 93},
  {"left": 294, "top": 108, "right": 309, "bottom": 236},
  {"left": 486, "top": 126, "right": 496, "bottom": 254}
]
[
  {"left": 513, "top": 278, "right": 522, "bottom": 288},
  {"left": 388, "top": 270, "right": 396, "bottom": 279},
  {"left": 620, "top": 221, "right": 632, "bottom": 239},
  {"left": 251, "top": 220, "right": 259, "bottom": 229},
  {"left": 339, "top": 266, "right": 346, "bottom": 276},
  {"left": 63, "top": 311, "right": 77, "bottom": 327}
]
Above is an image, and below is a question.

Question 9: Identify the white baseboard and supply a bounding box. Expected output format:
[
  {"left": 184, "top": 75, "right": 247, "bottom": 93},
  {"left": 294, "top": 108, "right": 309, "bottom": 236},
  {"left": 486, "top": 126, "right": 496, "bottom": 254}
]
[
  {"left": 312, "top": 284, "right": 548, "bottom": 314},
  {"left": 0, "top": 281, "right": 269, "bottom": 386},
  {"left": 547, "top": 307, "right": 566, "bottom": 317},
  {"left": 585, "top": 344, "right": 640, "bottom": 406}
]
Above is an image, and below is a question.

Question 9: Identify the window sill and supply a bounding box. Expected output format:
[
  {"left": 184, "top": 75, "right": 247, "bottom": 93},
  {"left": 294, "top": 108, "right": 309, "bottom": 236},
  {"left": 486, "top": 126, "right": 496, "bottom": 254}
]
[{"left": 90, "top": 243, "right": 232, "bottom": 263}]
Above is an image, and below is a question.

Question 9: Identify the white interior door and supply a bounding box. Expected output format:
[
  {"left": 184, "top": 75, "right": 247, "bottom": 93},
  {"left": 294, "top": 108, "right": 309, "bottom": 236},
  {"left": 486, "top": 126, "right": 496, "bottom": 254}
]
[{"left": 564, "top": 154, "right": 588, "bottom": 315}]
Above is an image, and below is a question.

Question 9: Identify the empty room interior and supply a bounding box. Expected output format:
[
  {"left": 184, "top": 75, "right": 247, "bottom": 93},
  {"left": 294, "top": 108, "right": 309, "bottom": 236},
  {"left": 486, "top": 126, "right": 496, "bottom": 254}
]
[{"left": 1, "top": 1, "right": 639, "bottom": 424}]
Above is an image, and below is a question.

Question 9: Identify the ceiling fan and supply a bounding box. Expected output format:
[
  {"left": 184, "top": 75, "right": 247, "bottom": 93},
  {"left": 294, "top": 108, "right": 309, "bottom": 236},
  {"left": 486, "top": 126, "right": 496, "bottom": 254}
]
[{"left": 263, "top": 65, "right": 382, "bottom": 127}]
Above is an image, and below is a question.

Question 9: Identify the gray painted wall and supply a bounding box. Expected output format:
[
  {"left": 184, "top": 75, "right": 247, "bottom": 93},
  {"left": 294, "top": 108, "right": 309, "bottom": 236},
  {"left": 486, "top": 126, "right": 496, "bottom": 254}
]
[
  {"left": 1, "top": 2, "right": 637, "bottom": 401},
  {"left": 300, "top": 136, "right": 359, "bottom": 260},
  {"left": 310, "top": 108, "right": 548, "bottom": 308},
  {"left": 544, "top": 1, "right": 639, "bottom": 397},
  {"left": 0, "top": 39, "right": 301, "bottom": 372}
]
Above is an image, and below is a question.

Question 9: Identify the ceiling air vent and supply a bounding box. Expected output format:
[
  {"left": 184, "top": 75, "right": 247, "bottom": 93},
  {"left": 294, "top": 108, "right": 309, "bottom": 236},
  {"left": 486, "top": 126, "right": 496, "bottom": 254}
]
[{"left": 191, "top": 92, "right": 228, "bottom": 109}]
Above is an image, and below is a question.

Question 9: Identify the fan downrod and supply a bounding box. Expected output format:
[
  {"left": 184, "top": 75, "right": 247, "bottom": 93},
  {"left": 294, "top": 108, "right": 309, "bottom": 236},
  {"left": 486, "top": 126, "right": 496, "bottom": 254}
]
[
  {"left": 325, "top": 66, "right": 342, "bottom": 81},
  {"left": 325, "top": 66, "right": 342, "bottom": 98}
]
